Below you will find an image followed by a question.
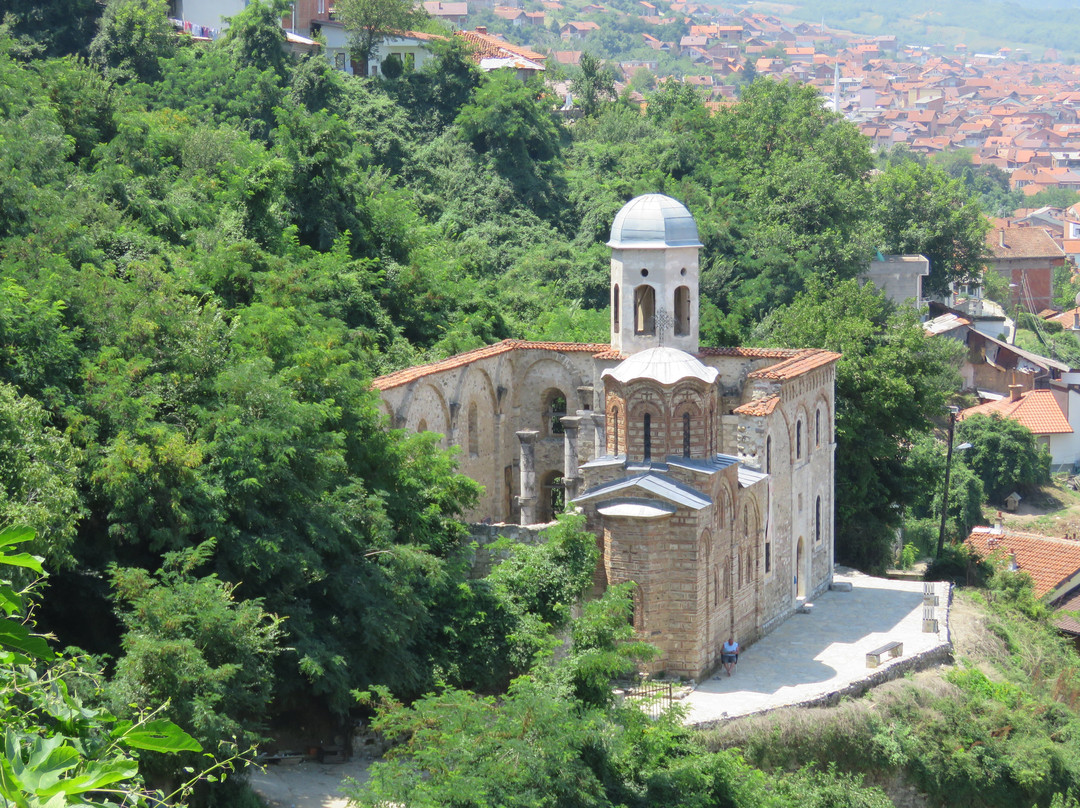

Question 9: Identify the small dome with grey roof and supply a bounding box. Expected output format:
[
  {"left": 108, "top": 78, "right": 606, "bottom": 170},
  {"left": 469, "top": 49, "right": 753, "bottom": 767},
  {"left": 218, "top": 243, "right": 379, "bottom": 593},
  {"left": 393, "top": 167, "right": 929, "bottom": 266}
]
[
  {"left": 602, "top": 346, "right": 718, "bottom": 386},
  {"left": 607, "top": 194, "right": 703, "bottom": 250}
]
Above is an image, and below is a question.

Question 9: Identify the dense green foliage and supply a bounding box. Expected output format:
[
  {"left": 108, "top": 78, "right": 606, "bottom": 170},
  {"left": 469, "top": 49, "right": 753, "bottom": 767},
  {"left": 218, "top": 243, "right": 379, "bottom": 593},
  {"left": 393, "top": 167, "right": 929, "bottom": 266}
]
[
  {"left": 351, "top": 585, "right": 894, "bottom": 808},
  {"left": 753, "top": 279, "right": 964, "bottom": 571},
  {"left": 0, "top": 526, "right": 212, "bottom": 806},
  {"left": 0, "top": 5, "right": 1020, "bottom": 803},
  {"left": 957, "top": 413, "right": 1053, "bottom": 501}
]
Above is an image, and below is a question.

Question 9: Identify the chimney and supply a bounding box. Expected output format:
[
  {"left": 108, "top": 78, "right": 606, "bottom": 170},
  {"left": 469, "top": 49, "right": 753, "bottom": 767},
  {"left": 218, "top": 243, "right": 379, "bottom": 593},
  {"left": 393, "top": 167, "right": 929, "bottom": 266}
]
[
  {"left": 1008, "top": 383, "right": 1022, "bottom": 402},
  {"left": 1009, "top": 551, "right": 1019, "bottom": 571},
  {"left": 476, "top": 25, "right": 486, "bottom": 33}
]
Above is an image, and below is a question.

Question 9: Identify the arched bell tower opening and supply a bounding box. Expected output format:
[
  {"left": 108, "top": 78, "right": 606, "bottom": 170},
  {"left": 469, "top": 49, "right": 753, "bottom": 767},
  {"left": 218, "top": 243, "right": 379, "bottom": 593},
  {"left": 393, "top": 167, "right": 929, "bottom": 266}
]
[{"left": 608, "top": 195, "right": 702, "bottom": 355}]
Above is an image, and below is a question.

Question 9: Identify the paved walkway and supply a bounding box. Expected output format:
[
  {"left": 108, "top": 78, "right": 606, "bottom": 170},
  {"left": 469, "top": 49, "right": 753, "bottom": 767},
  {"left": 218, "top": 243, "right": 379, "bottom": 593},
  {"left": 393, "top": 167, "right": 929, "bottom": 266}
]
[{"left": 684, "top": 570, "right": 951, "bottom": 726}]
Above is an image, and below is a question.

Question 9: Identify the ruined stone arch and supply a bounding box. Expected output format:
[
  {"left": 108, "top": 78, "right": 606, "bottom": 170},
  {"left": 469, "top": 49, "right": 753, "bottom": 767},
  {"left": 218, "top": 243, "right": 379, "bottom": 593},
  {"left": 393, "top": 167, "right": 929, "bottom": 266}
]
[
  {"left": 518, "top": 357, "right": 587, "bottom": 433},
  {"left": 403, "top": 382, "right": 450, "bottom": 446},
  {"left": 541, "top": 387, "right": 568, "bottom": 437}
]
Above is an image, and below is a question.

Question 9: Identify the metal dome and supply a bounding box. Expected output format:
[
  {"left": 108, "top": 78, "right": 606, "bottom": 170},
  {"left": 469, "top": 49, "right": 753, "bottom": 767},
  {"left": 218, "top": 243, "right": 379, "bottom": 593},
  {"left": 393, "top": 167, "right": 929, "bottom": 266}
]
[
  {"left": 607, "top": 194, "right": 703, "bottom": 250},
  {"left": 602, "top": 347, "right": 717, "bottom": 386}
]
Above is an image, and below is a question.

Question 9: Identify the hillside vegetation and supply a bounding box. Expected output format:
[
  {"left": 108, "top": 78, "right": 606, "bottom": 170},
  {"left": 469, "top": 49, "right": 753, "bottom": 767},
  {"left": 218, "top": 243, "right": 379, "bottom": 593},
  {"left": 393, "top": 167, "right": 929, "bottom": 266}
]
[
  {"left": 772, "top": 0, "right": 1080, "bottom": 58},
  {"left": 0, "top": 0, "right": 1044, "bottom": 804}
]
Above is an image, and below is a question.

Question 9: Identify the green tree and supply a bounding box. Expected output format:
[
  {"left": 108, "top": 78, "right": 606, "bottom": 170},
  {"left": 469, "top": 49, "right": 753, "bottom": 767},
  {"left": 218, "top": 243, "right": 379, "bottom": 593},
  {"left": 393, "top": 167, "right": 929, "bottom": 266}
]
[
  {"left": 335, "top": 0, "right": 426, "bottom": 76},
  {"left": 0, "top": 383, "right": 83, "bottom": 574},
  {"left": 570, "top": 52, "right": 616, "bottom": 117},
  {"left": 108, "top": 540, "right": 283, "bottom": 800},
  {"left": 753, "top": 278, "right": 964, "bottom": 571},
  {"left": 1, "top": 0, "right": 103, "bottom": 57},
  {"left": 956, "top": 413, "right": 1052, "bottom": 504},
  {"left": 0, "top": 527, "right": 210, "bottom": 807},
  {"left": 871, "top": 160, "right": 990, "bottom": 297},
  {"left": 88, "top": 0, "right": 177, "bottom": 83},
  {"left": 903, "top": 432, "right": 983, "bottom": 550}
]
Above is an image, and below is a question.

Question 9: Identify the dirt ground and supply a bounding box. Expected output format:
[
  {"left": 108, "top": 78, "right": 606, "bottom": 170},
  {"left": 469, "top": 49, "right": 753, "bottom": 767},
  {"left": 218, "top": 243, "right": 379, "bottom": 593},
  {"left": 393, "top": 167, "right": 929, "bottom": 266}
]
[
  {"left": 993, "top": 475, "right": 1080, "bottom": 537},
  {"left": 249, "top": 758, "right": 371, "bottom": 808}
]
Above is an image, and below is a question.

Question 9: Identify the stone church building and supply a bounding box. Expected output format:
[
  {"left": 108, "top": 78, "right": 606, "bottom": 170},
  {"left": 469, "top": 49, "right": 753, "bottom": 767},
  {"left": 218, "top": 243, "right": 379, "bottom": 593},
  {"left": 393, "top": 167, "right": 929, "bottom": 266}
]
[{"left": 373, "top": 195, "right": 839, "bottom": 680}]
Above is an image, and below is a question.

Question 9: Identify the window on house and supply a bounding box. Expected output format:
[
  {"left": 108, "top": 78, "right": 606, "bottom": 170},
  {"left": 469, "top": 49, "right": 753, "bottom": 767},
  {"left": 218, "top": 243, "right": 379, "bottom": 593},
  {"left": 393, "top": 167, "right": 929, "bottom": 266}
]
[
  {"left": 766, "top": 435, "right": 771, "bottom": 474},
  {"left": 634, "top": 285, "right": 655, "bottom": 335},
  {"left": 613, "top": 284, "right": 620, "bottom": 330},
  {"left": 815, "top": 408, "right": 821, "bottom": 447},
  {"left": 318, "top": 0, "right": 325, "bottom": 12},
  {"left": 796, "top": 420, "right": 802, "bottom": 460},
  {"left": 682, "top": 412, "right": 691, "bottom": 457},
  {"left": 674, "top": 285, "right": 691, "bottom": 336},
  {"left": 815, "top": 496, "right": 822, "bottom": 543},
  {"left": 713, "top": 567, "right": 720, "bottom": 606},
  {"left": 643, "top": 412, "right": 652, "bottom": 461},
  {"left": 765, "top": 538, "right": 771, "bottom": 574}
]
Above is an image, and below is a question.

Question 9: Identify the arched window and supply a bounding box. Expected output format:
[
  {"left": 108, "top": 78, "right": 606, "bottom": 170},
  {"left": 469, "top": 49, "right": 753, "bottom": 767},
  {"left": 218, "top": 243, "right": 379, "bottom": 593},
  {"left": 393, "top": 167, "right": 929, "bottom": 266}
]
[
  {"left": 544, "top": 391, "right": 566, "bottom": 436},
  {"left": 541, "top": 472, "right": 564, "bottom": 522},
  {"left": 796, "top": 420, "right": 803, "bottom": 460},
  {"left": 766, "top": 435, "right": 771, "bottom": 474},
  {"left": 815, "top": 408, "right": 821, "bottom": 447},
  {"left": 815, "top": 496, "right": 822, "bottom": 543},
  {"left": 737, "top": 549, "right": 742, "bottom": 589},
  {"left": 674, "top": 285, "right": 691, "bottom": 336},
  {"left": 417, "top": 418, "right": 428, "bottom": 433},
  {"left": 613, "top": 284, "right": 620, "bottom": 330},
  {"left": 612, "top": 406, "right": 619, "bottom": 455},
  {"left": 682, "top": 412, "right": 691, "bottom": 457},
  {"left": 765, "top": 536, "right": 771, "bottom": 574},
  {"left": 713, "top": 566, "right": 720, "bottom": 606},
  {"left": 708, "top": 404, "right": 715, "bottom": 455},
  {"left": 746, "top": 550, "right": 753, "bottom": 583},
  {"left": 468, "top": 403, "right": 479, "bottom": 456},
  {"left": 643, "top": 412, "right": 652, "bottom": 461},
  {"left": 634, "top": 285, "right": 655, "bottom": 335}
]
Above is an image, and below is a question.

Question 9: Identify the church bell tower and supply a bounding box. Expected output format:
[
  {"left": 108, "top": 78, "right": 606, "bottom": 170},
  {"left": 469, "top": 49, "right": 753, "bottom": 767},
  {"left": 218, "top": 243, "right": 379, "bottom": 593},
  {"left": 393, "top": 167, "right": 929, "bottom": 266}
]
[{"left": 608, "top": 194, "right": 703, "bottom": 355}]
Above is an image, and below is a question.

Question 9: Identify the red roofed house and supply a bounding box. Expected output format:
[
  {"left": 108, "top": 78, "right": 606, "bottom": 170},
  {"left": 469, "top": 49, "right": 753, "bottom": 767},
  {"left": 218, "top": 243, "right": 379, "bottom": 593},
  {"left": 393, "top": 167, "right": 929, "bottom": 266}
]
[
  {"left": 966, "top": 524, "right": 1080, "bottom": 642},
  {"left": 423, "top": 0, "right": 469, "bottom": 27},
  {"left": 560, "top": 21, "right": 600, "bottom": 40},
  {"left": 373, "top": 195, "right": 839, "bottom": 681},
  {"left": 960, "top": 385, "right": 1080, "bottom": 469},
  {"left": 985, "top": 226, "right": 1066, "bottom": 313}
]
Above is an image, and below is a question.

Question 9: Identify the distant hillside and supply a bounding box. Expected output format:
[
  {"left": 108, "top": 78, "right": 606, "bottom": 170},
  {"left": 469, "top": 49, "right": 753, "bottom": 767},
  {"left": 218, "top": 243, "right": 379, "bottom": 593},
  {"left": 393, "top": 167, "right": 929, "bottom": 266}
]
[{"left": 749, "top": 0, "right": 1080, "bottom": 58}]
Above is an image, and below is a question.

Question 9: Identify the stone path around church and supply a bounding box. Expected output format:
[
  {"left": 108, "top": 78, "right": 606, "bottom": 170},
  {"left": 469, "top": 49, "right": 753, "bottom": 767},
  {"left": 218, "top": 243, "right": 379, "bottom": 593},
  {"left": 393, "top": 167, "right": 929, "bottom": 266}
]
[{"left": 683, "top": 570, "right": 952, "bottom": 727}]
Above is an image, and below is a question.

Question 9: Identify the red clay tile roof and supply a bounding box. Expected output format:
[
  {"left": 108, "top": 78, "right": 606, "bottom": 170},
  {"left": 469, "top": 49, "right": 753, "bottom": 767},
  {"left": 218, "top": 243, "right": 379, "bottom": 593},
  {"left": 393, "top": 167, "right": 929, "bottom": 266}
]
[
  {"left": 987, "top": 226, "right": 1066, "bottom": 259},
  {"left": 960, "top": 389, "right": 1072, "bottom": 435},
  {"left": 1048, "top": 307, "right": 1080, "bottom": 327},
  {"left": 746, "top": 350, "right": 841, "bottom": 381},
  {"left": 699, "top": 346, "right": 801, "bottom": 358},
  {"left": 373, "top": 340, "right": 608, "bottom": 390},
  {"left": 455, "top": 29, "right": 546, "bottom": 63},
  {"left": 375, "top": 343, "right": 839, "bottom": 390},
  {"left": 1055, "top": 586, "right": 1080, "bottom": 635},
  {"left": 733, "top": 395, "right": 780, "bottom": 416},
  {"left": 966, "top": 526, "right": 1080, "bottom": 598}
]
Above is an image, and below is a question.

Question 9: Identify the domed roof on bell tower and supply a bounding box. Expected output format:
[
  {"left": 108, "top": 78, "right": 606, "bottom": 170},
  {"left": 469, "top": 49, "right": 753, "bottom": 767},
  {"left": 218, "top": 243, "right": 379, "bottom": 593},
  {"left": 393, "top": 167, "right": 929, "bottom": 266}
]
[{"left": 607, "top": 194, "right": 703, "bottom": 250}]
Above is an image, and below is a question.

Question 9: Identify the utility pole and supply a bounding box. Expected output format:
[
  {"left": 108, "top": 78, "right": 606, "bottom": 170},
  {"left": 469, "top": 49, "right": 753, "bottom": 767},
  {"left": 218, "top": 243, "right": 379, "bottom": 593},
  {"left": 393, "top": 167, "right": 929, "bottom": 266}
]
[{"left": 936, "top": 406, "right": 959, "bottom": 558}]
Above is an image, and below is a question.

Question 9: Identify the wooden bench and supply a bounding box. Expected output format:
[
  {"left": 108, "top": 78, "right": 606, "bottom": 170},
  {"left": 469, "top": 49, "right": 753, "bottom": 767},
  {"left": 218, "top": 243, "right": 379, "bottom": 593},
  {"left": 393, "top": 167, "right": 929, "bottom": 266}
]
[{"left": 866, "top": 641, "right": 903, "bottom": 668}]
